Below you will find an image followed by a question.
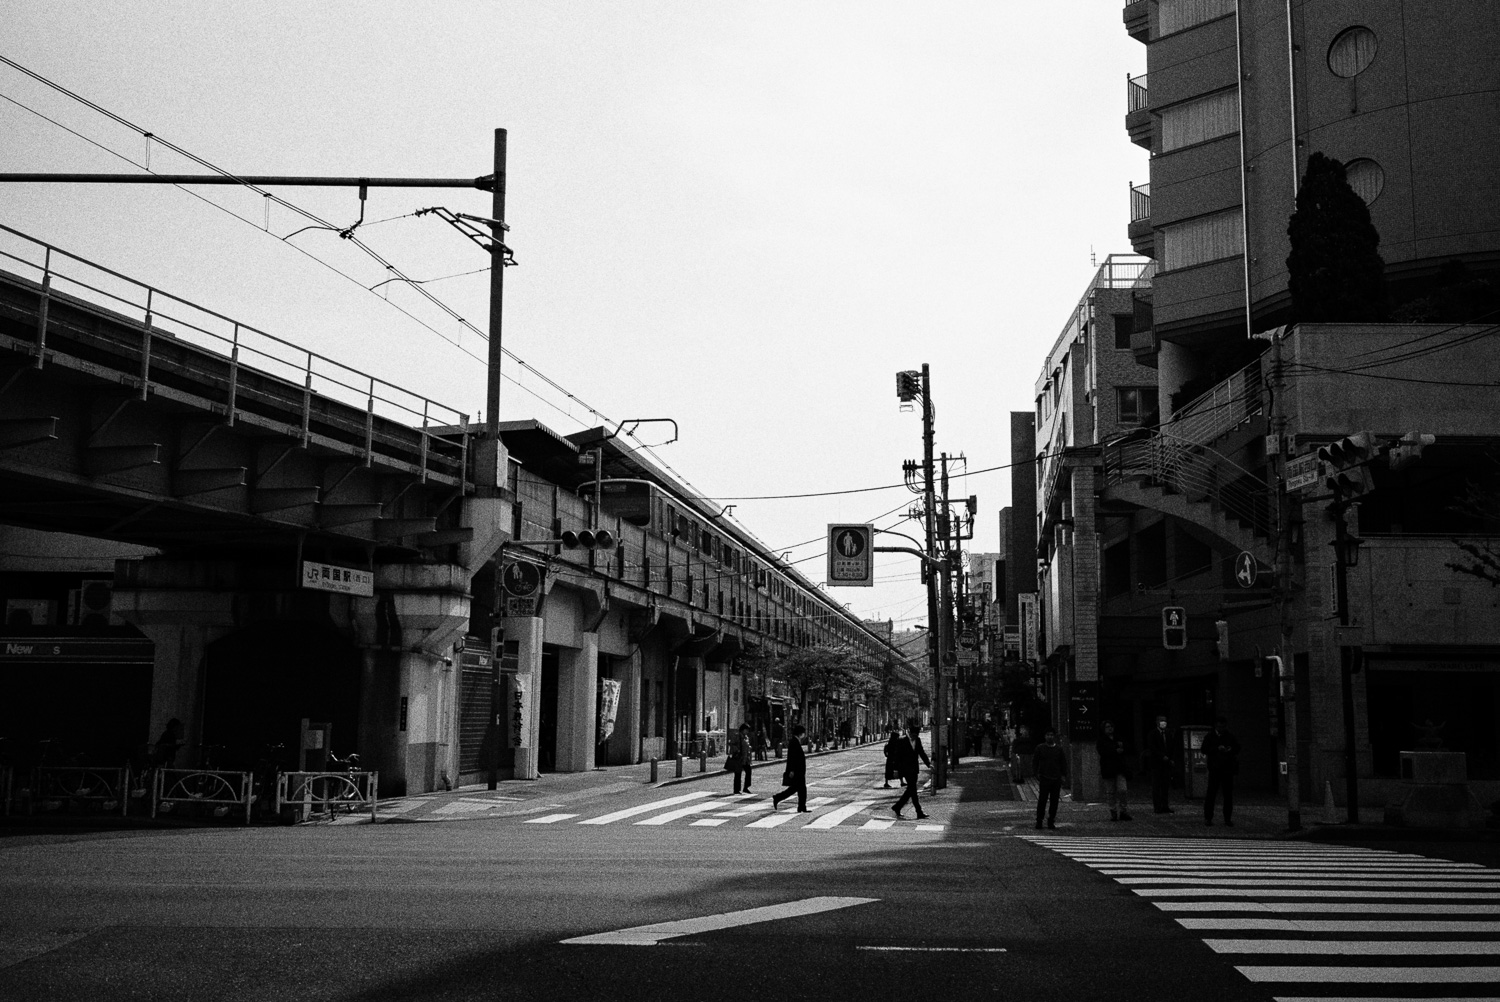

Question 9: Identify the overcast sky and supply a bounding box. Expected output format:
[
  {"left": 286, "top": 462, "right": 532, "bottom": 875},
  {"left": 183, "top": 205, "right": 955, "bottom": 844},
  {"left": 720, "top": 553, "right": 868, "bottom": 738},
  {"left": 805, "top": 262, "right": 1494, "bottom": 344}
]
[{"left": 1, "top": 2, "right": 1146, "bottom": 629}]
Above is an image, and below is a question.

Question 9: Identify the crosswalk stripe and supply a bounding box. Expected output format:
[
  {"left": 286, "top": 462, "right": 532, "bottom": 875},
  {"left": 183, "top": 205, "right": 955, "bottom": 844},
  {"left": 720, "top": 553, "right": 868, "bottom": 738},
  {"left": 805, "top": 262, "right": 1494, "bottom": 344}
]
[
  {"left": 803, "top": 800, "right": 876, "bottom": 830},
  {"left": 690, "top": 818, "right": 729, "bottom": 827},
  {"left": 1160, "top": 902, "right": 1500, "bottom": 914},
  {"left": 1119, "top": 877, "right": 1500, "bottom": 889},
  {"left": 1207, "top": 939, "right": 1500, "bottom": 955},
  {"left": 860, "top": 819, "right": 895, "bottom": 831},
  {"left": 1137, "top": 888, "right": 1500, "bottom": 899},
  {"left": 524, "top": 814, "right": 579, "bottom": 824},
  {"left": 635, "top": 799, "right": 738, "bottom": 826},
  {"left": 577, "top": 791, "right": 712, "bottom": 825},
  {"left": 1239, "top": 966, "right": 1500, "bottom": 983},
  {"left": 744, "top": 811, "right": 801, "bottom": 829},
  {"left": 1271, "top": 997, "right": 1500, "bottom": 1002},
  {"left": 1181, "top": 919, "right": 1500, "bottom": 932}
]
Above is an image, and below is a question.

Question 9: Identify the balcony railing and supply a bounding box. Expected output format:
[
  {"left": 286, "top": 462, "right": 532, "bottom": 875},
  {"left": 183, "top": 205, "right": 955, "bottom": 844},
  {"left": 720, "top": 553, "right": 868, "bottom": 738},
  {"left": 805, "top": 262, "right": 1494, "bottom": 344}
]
[
  {"left": 1127, "top": 73, "right": 1149, "bottom": 112},
  {"left": 1130, "top": 182, "right": 1151, "bottom": 223},
  {"left": 1162, "top": 357, "right": 1265, "bottom": 447},
  {"left": 1102, "top": 431, "right": 1273, "bottom": 539}
]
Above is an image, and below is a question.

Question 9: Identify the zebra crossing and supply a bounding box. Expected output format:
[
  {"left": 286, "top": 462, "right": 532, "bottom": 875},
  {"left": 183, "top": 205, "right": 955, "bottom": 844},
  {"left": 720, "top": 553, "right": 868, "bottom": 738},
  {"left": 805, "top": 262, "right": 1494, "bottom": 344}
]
[
  {"left": 519, "top": 789, "right": 945, "bottom": 833},
  {"left": 1022, "top": 834, "right": 1500, "bottom": 1000}
]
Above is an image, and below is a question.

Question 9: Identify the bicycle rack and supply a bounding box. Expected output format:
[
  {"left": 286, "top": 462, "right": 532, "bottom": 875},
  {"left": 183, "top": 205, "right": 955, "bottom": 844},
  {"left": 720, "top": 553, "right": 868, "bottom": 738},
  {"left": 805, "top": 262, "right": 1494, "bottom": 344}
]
[
  {"left": 153, "top": 768, "right": 255, "bottom": 824},
  {"left": 276, "top": 771, "right": 379, "bottom": 823}
]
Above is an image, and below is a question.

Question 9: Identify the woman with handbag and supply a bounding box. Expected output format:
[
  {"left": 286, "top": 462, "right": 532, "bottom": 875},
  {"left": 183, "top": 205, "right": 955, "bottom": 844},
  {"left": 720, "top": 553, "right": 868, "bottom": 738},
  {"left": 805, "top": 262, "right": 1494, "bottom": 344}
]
[{"left": 727, "top": 722, "right": 753, "bottom": 794}]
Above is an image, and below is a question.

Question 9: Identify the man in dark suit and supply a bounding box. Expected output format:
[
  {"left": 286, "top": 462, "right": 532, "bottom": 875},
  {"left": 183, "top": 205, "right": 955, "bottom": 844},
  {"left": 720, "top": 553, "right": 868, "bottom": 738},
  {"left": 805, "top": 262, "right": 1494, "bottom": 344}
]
[
  {"left": 891, "top": 723, "right": 932, "bottom": 820},
  {"left": 1202, "top": 715, "right": 1241, "bottom": 826},
  {"left": 1145, "top": 714, "right": 1175, "bottom": 813},
  {"left": 770, "top": 724, "right": 809, "bottom": 812}
]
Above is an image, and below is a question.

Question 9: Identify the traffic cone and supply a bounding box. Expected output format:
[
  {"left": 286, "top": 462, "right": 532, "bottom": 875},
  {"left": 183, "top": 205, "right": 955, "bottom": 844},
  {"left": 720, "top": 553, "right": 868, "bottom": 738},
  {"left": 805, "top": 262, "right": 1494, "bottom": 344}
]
[{"left": 1323, "top": 780, "right": 1338, "bottom": 824}]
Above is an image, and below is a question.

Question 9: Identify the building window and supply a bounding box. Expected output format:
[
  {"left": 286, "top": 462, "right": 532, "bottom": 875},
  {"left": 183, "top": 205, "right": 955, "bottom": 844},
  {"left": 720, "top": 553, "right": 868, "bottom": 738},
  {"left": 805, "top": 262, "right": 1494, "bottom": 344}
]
[
  {"left": 1328, "top": 26, "right": 1377, "bottom": 78},
  {"left": 1344, "top": 158, "right": 1385, "bottom": 205},
  {"left": 1117, "top": 386, "right": 1159, "bottom": 425},
  {"left": 1161, "top": 207, "right": 1242, "bottom": 271},
  {"left": 1159, "top": 0, "right": 1234, "bottom": 35},
  {"left": 1113, "top": 313, "right": 1135, "bottom": 349},
  {"left": 1160, "top": 89, "right": 1238, "bottom": 152}
]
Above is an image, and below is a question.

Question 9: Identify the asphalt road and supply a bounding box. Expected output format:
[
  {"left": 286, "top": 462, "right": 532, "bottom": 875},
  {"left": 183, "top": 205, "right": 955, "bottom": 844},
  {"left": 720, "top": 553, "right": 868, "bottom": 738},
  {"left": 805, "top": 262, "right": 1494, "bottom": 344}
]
[{"left": 2, "top": 743, "right": 1496, "bottom": 1001}]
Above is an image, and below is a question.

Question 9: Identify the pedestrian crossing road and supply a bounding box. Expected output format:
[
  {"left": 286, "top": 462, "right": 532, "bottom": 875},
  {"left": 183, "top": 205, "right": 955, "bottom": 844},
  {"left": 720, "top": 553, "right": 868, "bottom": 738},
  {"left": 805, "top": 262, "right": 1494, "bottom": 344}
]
[
  {"left": 515, "top": 790, "right": 946, "bottom": 833},
  {"left": 1023, "top": 834, "right": 1500, "bottom": 1001}
]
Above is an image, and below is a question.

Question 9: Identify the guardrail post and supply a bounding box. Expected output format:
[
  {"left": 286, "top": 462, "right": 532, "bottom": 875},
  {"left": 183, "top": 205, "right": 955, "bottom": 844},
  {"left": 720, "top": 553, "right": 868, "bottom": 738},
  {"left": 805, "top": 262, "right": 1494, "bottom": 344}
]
[
  {"left": 140, "top": 289, "right": 154, "bottom": 401},
  {"left": 699, "top": 751, "right": 707, "bottom": 773},
  {"left": 301, "top": 351, "right": 313, "bottom": 448},
  {"left": 226, "top": 324, "right": 240, "bottom": 425},
  {"left": 649, "top": 757, "right": 658, "bottom": 783},
  {"left": 34, "top": 249, "right": 51, "bottom": 369},
  {"left": 363, "top": 376, "right": 375, "bottom": 467},
  {"left": 675, "top": 754, "right": 683, "bottom": 778}
]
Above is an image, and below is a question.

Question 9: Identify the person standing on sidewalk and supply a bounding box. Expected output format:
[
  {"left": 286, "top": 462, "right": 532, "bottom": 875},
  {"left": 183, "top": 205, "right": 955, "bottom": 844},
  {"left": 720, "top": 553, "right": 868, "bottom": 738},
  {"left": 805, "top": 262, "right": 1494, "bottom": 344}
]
[
  {"left": 770, "top": 724, "right": 808, "bottom": 812},
  {"left": 1145, "top": 714, "right": 1176, "bottom": 814},
  {"left": 1032, "top": 729, "right": 1069, "bottom": 829},
  {"left": 729, "top": 723, "right": 754, "bottom": 794},
  {"left": 891, "top": 722, "right": 932, "bottom": 820},
  {"left": 1201, "top": 716, "right": 1241, "bottom": 826},
  {"left": 1096, "top": 720, "right": 1132, "bottom": 822}
]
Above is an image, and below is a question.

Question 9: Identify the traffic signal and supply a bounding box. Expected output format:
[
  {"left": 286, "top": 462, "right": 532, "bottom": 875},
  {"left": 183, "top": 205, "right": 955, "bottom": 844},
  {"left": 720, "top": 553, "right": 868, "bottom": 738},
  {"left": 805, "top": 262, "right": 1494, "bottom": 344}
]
[
  {"left": 1162, "top": 606, "right": 1187, "bottom": 650},
  {"left": 896, "top": 370, "right": 920, "bottom": 402},
  {"left": 561, "top": 528, "right": 616, "bottom": 550},
  {"left": 1214, "top": 618, "right": 1229, "bottom": 660},
  {"left": 1388, "top": 431, "right": 1436, "bottom": 471},
  {"left": 1317, "top": 431, "right": 1377, "bottom": 498}
]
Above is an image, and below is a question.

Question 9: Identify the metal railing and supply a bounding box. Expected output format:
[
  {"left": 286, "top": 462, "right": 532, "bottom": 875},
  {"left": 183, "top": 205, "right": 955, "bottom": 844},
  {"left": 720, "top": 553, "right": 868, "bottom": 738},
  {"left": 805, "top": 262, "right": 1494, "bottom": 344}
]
[
  {"left": 1128, "top": 72, "right": 1149, "bottom": 112},
  {"left": 1162, "top": 357, "right": 1265, "bottom": 447},
  {"left": 276, "top": 770, "right": 379, "bottom": 822},
  {"left": 153, "top": 768, "right": 256, "bottom": 823},
  {"left": 1130, "top": 182, "right": 1151, "bottom": 223},
  {"left": 1103, "top": 431, "right": 1273, "bottom": 539},
  {"left": 26, "top": 765, "right": 131, "bottom": 816},
  {"left": 0, "top": 224, "right": 470, "bottom": 480}
]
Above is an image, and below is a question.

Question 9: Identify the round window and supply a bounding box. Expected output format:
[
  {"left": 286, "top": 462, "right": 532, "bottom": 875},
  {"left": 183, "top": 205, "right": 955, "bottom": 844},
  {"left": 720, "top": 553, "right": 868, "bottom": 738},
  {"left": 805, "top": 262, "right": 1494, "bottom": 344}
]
[
  {"left": 1328, "top": 26, "right": 1377, "bottom": 78},
  {"left": 1344, "top": 158, "right": 1385, "bottom": 205}
]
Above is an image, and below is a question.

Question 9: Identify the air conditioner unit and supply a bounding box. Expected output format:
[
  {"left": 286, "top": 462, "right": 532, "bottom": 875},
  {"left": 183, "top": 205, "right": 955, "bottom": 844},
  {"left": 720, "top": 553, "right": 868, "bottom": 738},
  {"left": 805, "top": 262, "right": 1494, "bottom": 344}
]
[{"left": 75, "top": 579, "right": 113, "bottom": 627}]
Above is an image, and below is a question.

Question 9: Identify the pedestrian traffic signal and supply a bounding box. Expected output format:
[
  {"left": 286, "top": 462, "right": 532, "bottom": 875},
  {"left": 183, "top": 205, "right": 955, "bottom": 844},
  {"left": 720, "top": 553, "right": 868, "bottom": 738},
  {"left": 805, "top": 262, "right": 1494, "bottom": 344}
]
[
  {"left": 1317, "top": 431, "right": 1378, "bottom": 498},
  {"left": 561, "top": 528, "right": 616, "bottom": 550},
  {"left": 1162, "top": 606, "right": 1187, "bottom": 650},
  {"left": 827, "top": 523, "right": 875, "bottom": 587},
  {"left": 1388, "top": 431, "right": 1436, "bottom": 471}
]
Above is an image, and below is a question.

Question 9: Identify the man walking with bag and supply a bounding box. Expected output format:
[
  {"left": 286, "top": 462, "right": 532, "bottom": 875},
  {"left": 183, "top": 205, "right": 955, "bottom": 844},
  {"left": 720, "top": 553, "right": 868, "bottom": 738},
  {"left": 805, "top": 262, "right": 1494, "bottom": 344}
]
[
  {"left": 1032, "top": 729, "right": 1069, "bottom": 829},
  {"left": 770, "top": 724, "right": 808, "bottom": 812},
  {"left": 890, "top": 722, "right": 932, "bottom": 820}
]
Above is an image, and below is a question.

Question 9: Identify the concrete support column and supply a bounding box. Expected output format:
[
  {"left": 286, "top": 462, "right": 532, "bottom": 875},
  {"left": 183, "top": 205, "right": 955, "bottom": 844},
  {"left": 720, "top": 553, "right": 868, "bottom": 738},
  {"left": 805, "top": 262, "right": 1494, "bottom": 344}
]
[
  {"left": 611, "top": 648, "right": 643, "bottom": 765},
  {"left": 678, "top": 654, "right": 704, "bottom": 751},
  {"left": 555, "top": 632, "right": 599, "bottom": 772},
  {"left": 1070, "top": 464, "right": 1102, "bottom": 801},
  {"left": 133, "top": 620, "right": 234, "bottom": 759},
  {"left": 506, "top": 615, "right": 544, "bottom": 780}
]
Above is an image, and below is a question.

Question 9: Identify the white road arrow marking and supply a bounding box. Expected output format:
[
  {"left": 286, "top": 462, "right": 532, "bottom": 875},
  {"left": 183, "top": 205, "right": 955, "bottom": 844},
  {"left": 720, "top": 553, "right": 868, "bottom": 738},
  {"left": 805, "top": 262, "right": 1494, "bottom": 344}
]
[{"left": 560, "top": 895, "right": 878, "bottom": 946}]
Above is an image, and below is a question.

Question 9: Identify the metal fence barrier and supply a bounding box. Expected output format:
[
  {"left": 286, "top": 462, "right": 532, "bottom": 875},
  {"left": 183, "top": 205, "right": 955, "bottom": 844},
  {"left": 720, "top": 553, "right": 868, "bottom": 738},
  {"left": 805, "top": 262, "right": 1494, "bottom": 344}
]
[
  {"left": 27, "top": 765, "right": 131, "bottom": 816},
  {"left": 276, "top": 771, "right": 379, "bottom": 823},
  {"left": 153, "top": 768, "right": 255, "bottom": 824}
]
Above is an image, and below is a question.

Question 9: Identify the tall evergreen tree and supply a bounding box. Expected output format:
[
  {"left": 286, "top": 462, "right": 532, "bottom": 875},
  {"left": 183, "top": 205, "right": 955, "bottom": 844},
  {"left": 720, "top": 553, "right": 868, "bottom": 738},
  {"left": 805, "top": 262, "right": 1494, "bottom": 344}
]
[{"left": 1286, "top": 152, "right": 1388, "bottom": 322}]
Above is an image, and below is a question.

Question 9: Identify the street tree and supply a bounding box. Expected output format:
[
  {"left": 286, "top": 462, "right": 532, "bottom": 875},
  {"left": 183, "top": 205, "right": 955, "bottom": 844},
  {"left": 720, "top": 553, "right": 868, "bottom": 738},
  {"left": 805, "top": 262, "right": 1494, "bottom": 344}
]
[{"left": 1287, "top": 151, "right": 1387, "bottom": 322}]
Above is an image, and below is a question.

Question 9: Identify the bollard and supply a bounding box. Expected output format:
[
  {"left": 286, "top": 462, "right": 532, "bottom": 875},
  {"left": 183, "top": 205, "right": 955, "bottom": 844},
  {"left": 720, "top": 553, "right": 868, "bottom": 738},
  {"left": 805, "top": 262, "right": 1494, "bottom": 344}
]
[
  {"left": 699, "top": 751, "right": 708, "bottom": 773},
  {"left": 649, "top": 757, "right": 658, "bottom": 783},
  {"left": 675, "top": 754, "right": 684, "bottom": 778}
]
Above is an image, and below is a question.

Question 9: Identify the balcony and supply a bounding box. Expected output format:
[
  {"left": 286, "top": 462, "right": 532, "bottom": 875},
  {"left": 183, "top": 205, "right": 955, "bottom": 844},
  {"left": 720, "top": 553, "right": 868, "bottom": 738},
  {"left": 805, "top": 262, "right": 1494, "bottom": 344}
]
[
  {"left": 1125, "top": 73, "right": 1152, "bottom": 150},
  {"left": 1127, "top": 181, "right": 1154, "bottom": 258},
  {"left": 1123, "top": 0, "right": 1150, "bottom": 43}
]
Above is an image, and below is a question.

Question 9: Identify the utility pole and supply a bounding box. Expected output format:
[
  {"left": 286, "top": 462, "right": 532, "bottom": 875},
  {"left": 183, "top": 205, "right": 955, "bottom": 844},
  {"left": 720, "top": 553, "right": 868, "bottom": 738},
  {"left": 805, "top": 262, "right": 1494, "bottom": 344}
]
[
  {"left": 1269, "top": 329, "right": 1301, "bottom": 830},
  {"left": 486, "top": 128, "right": 508, "bottom": 440},
  {"left": 921, "top": 364, "right": 945, "bottom": 789},
  {"left": 1332, "top": 502, "right": 1360, "bottom": 824},
  {"left": 939, "top": 452, "right": 958, "bottom": 771}
]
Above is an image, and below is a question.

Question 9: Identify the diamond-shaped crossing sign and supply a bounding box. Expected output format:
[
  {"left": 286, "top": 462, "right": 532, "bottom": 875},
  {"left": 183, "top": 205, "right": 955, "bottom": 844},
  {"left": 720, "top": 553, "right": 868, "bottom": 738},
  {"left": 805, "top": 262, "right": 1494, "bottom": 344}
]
[{"left": 827, "top": 524, "right": 874, "bottom": 587}]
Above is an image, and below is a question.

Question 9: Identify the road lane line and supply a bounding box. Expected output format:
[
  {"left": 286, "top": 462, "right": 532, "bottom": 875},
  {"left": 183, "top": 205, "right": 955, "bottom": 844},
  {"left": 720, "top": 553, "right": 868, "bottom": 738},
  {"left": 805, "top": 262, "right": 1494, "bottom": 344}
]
[
  {"left": 857, "top": 946, "right": 1006, "bottom": 952},
  {"left": 523, "top": 814, "right": 579, "bottom": 824},
  {"left": 1237, "top": 966, "right": 1500, "bottom": 983},
  {"left": 560, "top": 896, "right": 877, "bottom": 946},
  {"left": 803, "top": 800, "right": 875, "bottom": 829},
  {"left": 577, "top": 791, "right": 712, "bottom": 825}
]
